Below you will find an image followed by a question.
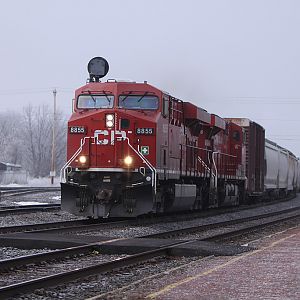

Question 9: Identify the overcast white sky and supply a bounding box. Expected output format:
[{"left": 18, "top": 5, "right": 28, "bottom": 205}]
[{"left": 0, "top": 0, "right": 300, "bottom": 155}]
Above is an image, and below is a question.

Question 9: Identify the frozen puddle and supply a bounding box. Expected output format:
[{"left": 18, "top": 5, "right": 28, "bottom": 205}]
[{"left": 12, "top": 201, "right": 48, "bottom": 206}]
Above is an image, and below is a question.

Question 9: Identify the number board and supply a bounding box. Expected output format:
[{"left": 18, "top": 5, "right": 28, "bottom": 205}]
[
  {"left": 69, "top": 126, "right": 86, "bottom": 134},
  {"left": 136, "top": 128, "right": 154, "bottom": 135}
]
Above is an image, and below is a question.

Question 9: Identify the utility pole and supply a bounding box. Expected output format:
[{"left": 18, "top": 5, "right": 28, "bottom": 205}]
[{"left": 50, "top": 89, "right": 57, "bottom": 184}]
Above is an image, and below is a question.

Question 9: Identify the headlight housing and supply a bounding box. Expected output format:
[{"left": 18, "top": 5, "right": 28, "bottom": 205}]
[
  {"left": 124, "top": 155, "right": 133, "bottom": 166},
  {"left": 77, "top": 155, "right": 89, "bottom": 168},
  {"left": 106, "top": 114, "right": 114, "bottom": 128}
]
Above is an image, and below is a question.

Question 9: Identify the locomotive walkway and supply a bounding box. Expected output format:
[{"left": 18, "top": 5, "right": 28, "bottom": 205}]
[{"left": 146, "top": 225, "right": 300, "bottom": 300}]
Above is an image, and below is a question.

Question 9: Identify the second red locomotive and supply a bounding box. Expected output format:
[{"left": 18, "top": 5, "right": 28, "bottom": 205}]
[{"left": 61, "top": 57, "right": 298, "bottom": 218}]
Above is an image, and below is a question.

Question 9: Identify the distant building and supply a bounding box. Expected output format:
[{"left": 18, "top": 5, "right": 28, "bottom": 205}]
[{"left": 0, "top": 162, "right": 28, "bottom": 184}]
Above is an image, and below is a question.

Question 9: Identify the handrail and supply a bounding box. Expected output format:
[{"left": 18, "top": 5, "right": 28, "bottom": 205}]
[
  {"left": 212, "top": 152, "right": 218, "bottom": 189},
  {"left": 60, "top": 137, "right": 95, "bottom": 183},
  {"left": 118, "top": 137, "right": 157, "bottom": 195},
  {"left": 184, "top": 144, "right": 212, "bottom": 152},
  {"left": 197, "top": 156, "right": 213, "bottom": 176},
  {"left": 183, "top": 143, "right": 237, "bottom": 158},
  {"left": 60, "top": 135, "right": 157, "bottom": 196}
]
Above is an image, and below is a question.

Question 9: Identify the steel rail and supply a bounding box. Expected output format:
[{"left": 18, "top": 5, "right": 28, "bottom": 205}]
[
  {"left": 0, "top": 219, "right": 107, "bottom": 235},
  {"left": 0, "top": 187, "right": 60, "bottom": 191},
  {"left": 0, "top": 204, "right": 256, "bottom": 235},
  {"left": 27, "top": 219, "right": 134, "bottom": 234},
  {"left": 0, "top": 217, "right": 134, "bottom": 235},
  {"left": 0, "top": 204, "right": 61, "bottom": 215},
  {"left": 140, "top": 206, "right": 300, "bottom": 239},
  {"left": 0, "top": 244, "right": 99, "bottom": 271},
  {"left": 0, "top": 240, "right": 190, "bottom": 299},
  {"left": 1, "top": 206, "right": 299, "bottom": 271},
  {"left": 0, "top": 207, "right": 299, "bottom": 298},
  {"left": 0, "top": 187, "right": 60, "bottom": 198},
  {"left": 202, "top": 210, "right": 300, "bottom": 242}
]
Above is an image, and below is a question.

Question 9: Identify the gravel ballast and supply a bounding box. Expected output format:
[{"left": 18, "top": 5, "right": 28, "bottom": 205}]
[{"left": 0, "top": 197, "right": 299, "bottom": 299}]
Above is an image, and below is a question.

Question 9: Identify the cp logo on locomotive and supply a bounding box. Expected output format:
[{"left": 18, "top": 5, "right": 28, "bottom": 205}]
[{"left": 94, "top": 130, "right": 127, "bottom": 145}]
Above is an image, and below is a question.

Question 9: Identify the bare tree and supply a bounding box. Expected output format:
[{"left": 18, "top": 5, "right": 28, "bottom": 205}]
[
  {"left": 0, "top": 105, "right": 67, "bottom": 178},
  {"left": 54, "top": 111, "right": 67, "bottom": 174},
  {"left": 0, "top": 111, "right": 22, "bottom": 164},
  {"left": 21, "top": 104, "right": 67, "bottom": 178}
]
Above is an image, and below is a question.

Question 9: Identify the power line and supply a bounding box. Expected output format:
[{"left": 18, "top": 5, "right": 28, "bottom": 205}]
[
  {"left": 256, "top": 119, "right": 300, "bottom": 121},
  {"left": 0, "top": 88, "right": 74, "bottom": 95},
  {"left": 269, "top": 134, "right": 300, "bottom": 137},
  {"left": 269, "top": 138, "right": 300, "bottom": 141},
  {"left": 229, "top": 96, "right": 300, "bottom": 100}
]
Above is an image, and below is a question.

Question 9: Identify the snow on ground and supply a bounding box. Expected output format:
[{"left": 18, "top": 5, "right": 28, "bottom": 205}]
[
  {"left": 27, "top": 177, "right": 61, "bottom": 187},
  {"left": 12, "top": 201, "right": 47, "bottom": 206},
  {"left": 0, "top": 191, "right": 61, "bottom": 207},
  {"left": 0, "top": 177, "right": 61, "bottom": 187}
]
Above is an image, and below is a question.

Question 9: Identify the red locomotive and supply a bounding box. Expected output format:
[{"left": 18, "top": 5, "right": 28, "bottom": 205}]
[{"left": 61, "top": 57, "right": 299, "bottom": 218}]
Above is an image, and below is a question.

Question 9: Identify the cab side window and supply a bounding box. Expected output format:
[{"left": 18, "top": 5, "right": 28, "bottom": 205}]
[
  {"left": 233, "top": 130, "right": 240, "bottom": 142},
  {"left": 162, "top": 95, "right": 169, "bottom": 118}
]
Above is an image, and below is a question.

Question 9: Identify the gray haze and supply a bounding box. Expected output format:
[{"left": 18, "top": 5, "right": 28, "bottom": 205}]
[{"left": 0, "top": 0, "right": 300, "bottom": 155}]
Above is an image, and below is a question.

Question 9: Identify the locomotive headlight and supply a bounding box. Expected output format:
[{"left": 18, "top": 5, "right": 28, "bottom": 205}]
[
  {"left": 78, "top": 155, "right": 88, "bottom": 164},
  {"left": 124, "top": 155, "right": 133, "bottom": 166},
  {"left": 106, "top": 114, "right": 114, "bottom": 128},
  {"left": 77, "top": 155, "right": 89, "bottom": 169}
]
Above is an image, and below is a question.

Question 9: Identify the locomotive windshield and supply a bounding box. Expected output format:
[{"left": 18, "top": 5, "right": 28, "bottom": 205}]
[
  {"left": 77, "top": 94, "right": 114, "bottom": 109},
  {"left": 118, "top": 95, "right": 159, "bottom": 110}
]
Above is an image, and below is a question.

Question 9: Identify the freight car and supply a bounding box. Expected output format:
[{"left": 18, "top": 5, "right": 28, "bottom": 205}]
[
  {"left": 60, "top": 57, "right": 299, "bottom": 218},
  {"left": 226, "top": 119, "right": 299, "bottom": 199},
  {"left": 265, "top": 139, "right": 298, "bottom": 196}
]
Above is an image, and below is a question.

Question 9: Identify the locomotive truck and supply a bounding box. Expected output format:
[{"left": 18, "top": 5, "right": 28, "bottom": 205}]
[{"left": 61, "top": 57, "right": 299, "bottom": 218}]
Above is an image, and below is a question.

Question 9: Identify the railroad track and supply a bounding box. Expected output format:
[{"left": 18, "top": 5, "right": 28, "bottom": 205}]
[
  {"left": 0, "top": 186, "right": 60, "bottom": 198},
  {"left": 0, "top": 201, "right": 278, "bottom": 235},
  {"left": 141, "top": 206, "right": 300, "bottom": 239},
  {"left": 0, "top": 194, "right": 295, "bottom": 235},
  {"left": 0, "top": 218, "right": 132, "bottom": 235},
  {"left": 0, "top": 202, "right": 293, "bottom": 236},
  {"left": 0, "top": 205, "right": 299, "bottom": 299},
  {"left": 0, "top": 203, "right": 61, "bottom": 216}
]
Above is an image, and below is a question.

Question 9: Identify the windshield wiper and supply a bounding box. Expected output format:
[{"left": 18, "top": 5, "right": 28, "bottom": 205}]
[
  {"left": 102, "top": 90, "right": 111, "bottom": 105},
  {"left": 121, "top": 92, "right": 132, "bottom": 103},
  {"left": 137, "top": 92, "right": 149, "bottom": 102},
  {"left": 87, "top": 90, "right": 97, "bottom": 105}
]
